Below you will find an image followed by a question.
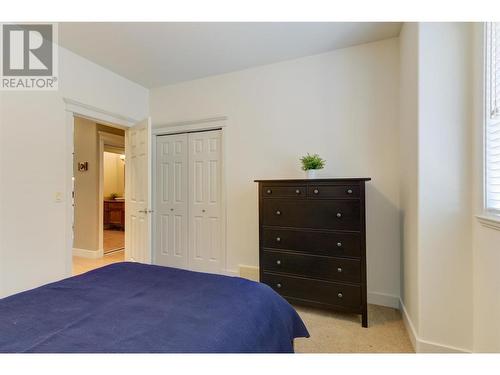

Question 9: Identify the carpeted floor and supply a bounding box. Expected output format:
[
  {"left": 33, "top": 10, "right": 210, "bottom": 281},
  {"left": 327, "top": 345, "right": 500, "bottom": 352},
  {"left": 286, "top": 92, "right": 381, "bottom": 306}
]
[{"left": 294, "top": 304, "right": 414, "bottom": 353}]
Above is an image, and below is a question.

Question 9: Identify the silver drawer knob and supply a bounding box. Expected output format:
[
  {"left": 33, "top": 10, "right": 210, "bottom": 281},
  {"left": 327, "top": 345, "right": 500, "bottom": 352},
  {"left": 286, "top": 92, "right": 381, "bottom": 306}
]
[
  {"left": 275, "top": 210, "right": 281, "bottom": 215},
  {"left": 276, "top": 283, "right": 282, "bottom": 289},
  {"left": 337, "top": 267, "right": 343, "bottom": 273},
  {"left": 337, "top": 292, "right": 343, "bottom": 298},
  {"left": 266, "top": 189, "right": 272, "bottom": 194},
  {"left": 276, "top": 237, "right": 281, "bottom": 242},
  {"left": 336, "top": 212, "right": 342, "bottom": 218},
  {"left": 313, "top": 189, "right": 319, "bottom": 194},
  {"left": 295, "top": 189, "right": 301, "bottom": 194},
  {"left": 336, "top": 242, "right": 342, "bottom": 247},
  {"left": 276, "top": 260, "right": 281, "bottom": 265},
  {"left": 347, "top": 189, "right": 353, "bottom": 194}
]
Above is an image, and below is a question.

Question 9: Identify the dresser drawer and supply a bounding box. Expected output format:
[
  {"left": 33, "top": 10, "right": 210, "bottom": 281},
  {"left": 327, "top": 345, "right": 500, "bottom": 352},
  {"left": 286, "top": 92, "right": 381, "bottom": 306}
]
[
  {"left": 308, "top": 184, "right": 360, "bottom": 199},
  {"left": 263, "top": 228, "right": 361, "bottom": 258},
  {"left": 262, "top": 185, "right": 306, "bottom": 198},
  {"left": 262, "top": 272, "right": 362, "bottom": 309},
  {"left": 262, "top": 250, "right": 361, "bottom": 283},
  {"left": 262, "top": 199, "right": 360, "bottom": 230}
]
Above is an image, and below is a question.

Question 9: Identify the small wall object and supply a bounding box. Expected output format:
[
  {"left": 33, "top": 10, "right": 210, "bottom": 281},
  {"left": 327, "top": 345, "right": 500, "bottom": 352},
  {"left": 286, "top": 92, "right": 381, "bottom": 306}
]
[{"left": 78, "top": 161, "right": 88, "bottom": 172}]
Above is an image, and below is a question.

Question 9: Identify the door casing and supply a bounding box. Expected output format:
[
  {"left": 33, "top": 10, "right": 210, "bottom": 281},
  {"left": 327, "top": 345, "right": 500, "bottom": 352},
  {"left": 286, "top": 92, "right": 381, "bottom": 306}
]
[{"left": 64, "top": 98, "right": 140, "bottom": 277}]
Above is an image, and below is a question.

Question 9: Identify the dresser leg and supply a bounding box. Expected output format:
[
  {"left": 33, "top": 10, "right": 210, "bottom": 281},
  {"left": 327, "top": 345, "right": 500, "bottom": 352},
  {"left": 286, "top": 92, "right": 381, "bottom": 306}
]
[{"left": 362, "top": 309, "right": 368, "bottom": 328}]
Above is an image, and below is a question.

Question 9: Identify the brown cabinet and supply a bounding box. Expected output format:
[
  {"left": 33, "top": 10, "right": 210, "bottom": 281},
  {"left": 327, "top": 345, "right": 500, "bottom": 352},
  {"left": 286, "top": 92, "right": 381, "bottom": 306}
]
[
  {"left": 104, "top": 200, "right": 125, "bottom": 230},
  {"left": 256, "top": 178, "right": 370, "bottom": 327}
]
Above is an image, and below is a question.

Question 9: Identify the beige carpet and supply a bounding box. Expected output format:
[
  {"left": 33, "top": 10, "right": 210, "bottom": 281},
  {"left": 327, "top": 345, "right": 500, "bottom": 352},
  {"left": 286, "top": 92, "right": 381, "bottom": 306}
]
[{"left": 294, "top": 304, "right": 414, "bottom": 353}]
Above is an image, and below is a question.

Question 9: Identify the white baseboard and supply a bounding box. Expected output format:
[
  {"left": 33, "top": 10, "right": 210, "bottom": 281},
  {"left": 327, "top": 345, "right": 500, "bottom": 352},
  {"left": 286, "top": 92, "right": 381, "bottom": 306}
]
[
  {"left": 399, "top": 298, "right": 470, "bottom": 353},
  {"left": 239, "top": 265, "right": 259, "bottom": 281},
  {"left": 73, "top": 247, "right": 103, "bottom": 259},
  {"left": 367, "top": 291, "right": 400, "bottom": 308}
]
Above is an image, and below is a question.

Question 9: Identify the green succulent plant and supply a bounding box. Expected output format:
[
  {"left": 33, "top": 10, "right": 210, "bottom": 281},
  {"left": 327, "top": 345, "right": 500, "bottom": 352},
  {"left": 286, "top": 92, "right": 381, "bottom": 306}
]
[
  {"left": 110, "top": 192, "right": 119, "bottom": 200},
  {"left": 300, "top": 153, "right": 326, "bottom": 171}
]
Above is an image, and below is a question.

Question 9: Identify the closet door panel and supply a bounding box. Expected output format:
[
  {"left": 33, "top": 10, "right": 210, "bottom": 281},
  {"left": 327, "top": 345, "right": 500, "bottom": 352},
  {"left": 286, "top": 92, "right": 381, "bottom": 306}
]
[
  {"left": 188, "top": 130, "right": 223, "bottom": 273},
  {"left": 154, "top": 134, "right": 189, "bottom": 268}
]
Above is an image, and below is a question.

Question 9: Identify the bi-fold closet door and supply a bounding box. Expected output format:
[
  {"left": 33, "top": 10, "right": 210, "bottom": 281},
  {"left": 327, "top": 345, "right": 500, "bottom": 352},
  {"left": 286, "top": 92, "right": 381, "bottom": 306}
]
[{"left": 154, "top": 130, "right": 223, "bottom": 274}]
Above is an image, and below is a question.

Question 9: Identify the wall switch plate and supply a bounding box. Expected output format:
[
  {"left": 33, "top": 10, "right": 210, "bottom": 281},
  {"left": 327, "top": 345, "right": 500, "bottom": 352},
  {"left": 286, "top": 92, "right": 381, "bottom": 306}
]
[{"left": 54, "top": 192, "right": 64, "bottom": 203}]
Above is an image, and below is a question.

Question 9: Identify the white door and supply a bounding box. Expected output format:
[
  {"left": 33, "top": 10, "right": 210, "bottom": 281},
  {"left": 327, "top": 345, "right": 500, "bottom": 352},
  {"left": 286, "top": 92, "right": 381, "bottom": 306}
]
[
  {"left": 125, "top": 117, "right": 152, "bottom": 263},
  {"left": 188, "top": 130, "right": 224, "bottom": 273},
  {"left": 154, "top": 134, "right": 189, "bottom": 268}
]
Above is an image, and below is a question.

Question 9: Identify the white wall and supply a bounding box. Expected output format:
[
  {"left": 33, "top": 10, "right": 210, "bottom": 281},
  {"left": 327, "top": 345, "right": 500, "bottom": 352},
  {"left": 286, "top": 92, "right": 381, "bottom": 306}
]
[
  {"left": 399, "top": 22, "right": 420, "bottom": 338},
  {"left": 418, "top": 22, "right": 473, "bottom": 352},
  {"left": 399, "top": 22, "right": 474, "bottom": 353},
  {"left": 151, "top": 38, "right": 401, "bottom": 307},
  {"left": 0, "top": 47, "right": 149, "bottom": 297}
]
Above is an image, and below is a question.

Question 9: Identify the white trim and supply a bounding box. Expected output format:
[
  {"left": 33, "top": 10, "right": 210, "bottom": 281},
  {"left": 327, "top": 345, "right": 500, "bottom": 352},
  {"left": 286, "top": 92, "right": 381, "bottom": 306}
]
[
  {"left": 399, "top": 299, "right": 471, "bottom": 353},
  {"left": 63, "top": 98, "right": 138, "bottom": 127},
  {"left": 98, "top": 131, "right": 126, "bottom": 254},
  {"left": 152, "top": 117, "right": 228, "bottom": 274},
  {"left": 367, "top": 291, "right": 400, "bottom": 309},
  {"left": 476, "top": 213, "right": 500, "bottom": 231},
  {"left": 65, "top": 99, "right": 135, "bottom": 278},
  {"left": 400, "top": 299, "right": 418, "bottom": 351},
  {"left": 153, "top": 116, "right": 228, "bottom": 134},
  {"left": 73, "top": 247, "right": 103, "bottom": 259}
]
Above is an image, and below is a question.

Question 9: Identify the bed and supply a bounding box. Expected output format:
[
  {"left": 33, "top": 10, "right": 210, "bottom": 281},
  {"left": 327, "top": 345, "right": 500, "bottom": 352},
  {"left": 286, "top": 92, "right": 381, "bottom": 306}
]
[{"left": 0, "top": 262, "right": 309, "bottom": 353}]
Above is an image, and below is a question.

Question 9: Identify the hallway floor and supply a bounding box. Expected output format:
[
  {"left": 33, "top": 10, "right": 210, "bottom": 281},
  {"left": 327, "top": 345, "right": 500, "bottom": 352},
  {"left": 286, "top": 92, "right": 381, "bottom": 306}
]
[
  {"left": 103, "top": 229, "right": 124, "bottom": 254},
  {"left": 72, "top": 250, "right": 124, "bottom": 275}
]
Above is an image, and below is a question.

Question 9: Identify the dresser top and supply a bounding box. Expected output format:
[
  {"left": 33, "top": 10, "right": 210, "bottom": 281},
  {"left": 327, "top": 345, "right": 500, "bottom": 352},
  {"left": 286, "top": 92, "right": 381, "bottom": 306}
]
[{"left": 254, "top": 177, "right": 371, "bottom": 182}]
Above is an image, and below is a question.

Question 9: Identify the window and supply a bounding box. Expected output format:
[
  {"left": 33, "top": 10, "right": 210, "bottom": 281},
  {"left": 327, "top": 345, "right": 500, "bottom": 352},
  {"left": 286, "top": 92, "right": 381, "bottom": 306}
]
[{"left": 486, "top": 22, "right": 500, "bottom": 213}]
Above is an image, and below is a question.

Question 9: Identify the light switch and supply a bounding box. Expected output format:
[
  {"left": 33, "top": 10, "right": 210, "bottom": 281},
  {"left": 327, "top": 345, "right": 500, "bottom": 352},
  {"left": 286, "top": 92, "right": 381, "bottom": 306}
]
[{"left": 54, "top": 192, "right": 64, "bottom": 203}]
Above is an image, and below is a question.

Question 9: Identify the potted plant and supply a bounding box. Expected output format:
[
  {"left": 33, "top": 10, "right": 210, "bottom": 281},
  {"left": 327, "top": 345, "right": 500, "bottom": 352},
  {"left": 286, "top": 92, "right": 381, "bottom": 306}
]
[
  {"left": 300, "top": 153, "right": 325, "bottom": 179},
  {"left": 110, "top": 192, "right": 119, "bottom": 200}
]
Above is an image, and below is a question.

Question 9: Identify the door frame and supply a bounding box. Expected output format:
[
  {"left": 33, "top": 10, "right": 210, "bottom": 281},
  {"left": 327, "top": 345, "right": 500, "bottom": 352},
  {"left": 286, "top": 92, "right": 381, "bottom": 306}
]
[
  {"left": 98, "top": 131, "right": 125, "bottom": 255},
  {"left": 152, "top": 116, "right": 229, "bottom": 275},
  {"left": 64, "top": 98, "right": 138, "bottom": 277}
]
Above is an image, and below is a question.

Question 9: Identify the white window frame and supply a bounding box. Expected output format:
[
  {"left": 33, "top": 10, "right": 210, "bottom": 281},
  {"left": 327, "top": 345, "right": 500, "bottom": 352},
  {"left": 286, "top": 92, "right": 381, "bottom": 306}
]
[{"left": 485, "top": 23, "right": 500, "bottom": 214}]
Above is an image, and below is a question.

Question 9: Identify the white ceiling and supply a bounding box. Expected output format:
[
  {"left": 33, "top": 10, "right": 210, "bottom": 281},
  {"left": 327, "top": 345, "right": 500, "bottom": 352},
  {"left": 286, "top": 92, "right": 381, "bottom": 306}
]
[{"left": 59, "top": 22, "right": 402, "bottom": 88}]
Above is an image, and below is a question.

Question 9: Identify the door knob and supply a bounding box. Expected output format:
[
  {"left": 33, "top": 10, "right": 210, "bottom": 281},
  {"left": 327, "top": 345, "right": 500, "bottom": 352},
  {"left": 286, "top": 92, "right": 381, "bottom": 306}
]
[
  {"left": 275, "top": 210, "right": 281, "bottom": 215},
  {"left": 336, "top": 212, "right": 342, "bottom": 218}
]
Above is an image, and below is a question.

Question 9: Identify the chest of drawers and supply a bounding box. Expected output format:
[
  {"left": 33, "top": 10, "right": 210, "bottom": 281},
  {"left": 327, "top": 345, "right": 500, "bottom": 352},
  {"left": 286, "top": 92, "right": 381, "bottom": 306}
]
[{"left": 255, "top": 178, "right": 371, "bottom": 327}]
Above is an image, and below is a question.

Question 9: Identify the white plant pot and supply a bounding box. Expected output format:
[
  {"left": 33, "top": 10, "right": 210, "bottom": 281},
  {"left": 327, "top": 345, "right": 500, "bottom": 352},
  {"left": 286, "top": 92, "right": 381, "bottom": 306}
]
[{"left": 306, "top": 169, "right": 317, "bottom": 179}]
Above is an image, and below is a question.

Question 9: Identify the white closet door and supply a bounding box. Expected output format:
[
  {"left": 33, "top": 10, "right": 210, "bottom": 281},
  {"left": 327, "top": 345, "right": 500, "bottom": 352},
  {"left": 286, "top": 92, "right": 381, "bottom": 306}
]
[
  {"left": 154, "top": 134, "right": 189, "bottom": 268},
  {"left": 188, "top": 130, "right": 223, "bottom": 274}
]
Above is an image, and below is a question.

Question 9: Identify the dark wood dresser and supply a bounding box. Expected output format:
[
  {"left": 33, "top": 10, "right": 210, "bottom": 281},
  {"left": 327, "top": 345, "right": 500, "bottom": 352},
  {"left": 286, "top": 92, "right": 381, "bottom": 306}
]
[
  {"left": 255, "top": 178, "right": 371, "bottom": 327},
  {"left": 103, "top": 200, "right": 125, "bottom": 230}
]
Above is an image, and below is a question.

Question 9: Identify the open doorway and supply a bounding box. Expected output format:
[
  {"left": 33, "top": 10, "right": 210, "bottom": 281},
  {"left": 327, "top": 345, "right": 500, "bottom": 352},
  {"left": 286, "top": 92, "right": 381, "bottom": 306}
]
[{"left": 72, "top": 116, "right": 126, "bottom": 275}]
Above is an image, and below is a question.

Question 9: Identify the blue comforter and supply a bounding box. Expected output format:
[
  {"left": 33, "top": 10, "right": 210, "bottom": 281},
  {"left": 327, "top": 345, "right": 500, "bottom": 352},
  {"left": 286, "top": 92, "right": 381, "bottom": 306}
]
[{"left": 0, "top": 262, "right": 308, "bottom": 353}]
